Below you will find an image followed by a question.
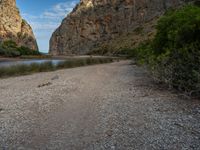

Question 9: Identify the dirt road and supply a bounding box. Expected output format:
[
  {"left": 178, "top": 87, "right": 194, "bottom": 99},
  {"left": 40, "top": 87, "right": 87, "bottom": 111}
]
[{"left": 0, "top": 61, "right": 199, "bottom": 149}]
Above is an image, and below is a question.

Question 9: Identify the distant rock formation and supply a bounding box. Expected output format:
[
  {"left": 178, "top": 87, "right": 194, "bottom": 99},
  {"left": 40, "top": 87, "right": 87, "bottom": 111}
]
[
  {"left": 50, "top": 0, "right": 195, "bottom": 55},
  {"left": 0, "top": 0, "right": 38, "bottom": 50}
]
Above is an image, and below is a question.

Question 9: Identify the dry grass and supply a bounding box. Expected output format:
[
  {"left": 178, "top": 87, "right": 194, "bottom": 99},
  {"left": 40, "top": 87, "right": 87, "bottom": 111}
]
[{"left": 0, "top": 57, "right": 116, "bottom": 78}]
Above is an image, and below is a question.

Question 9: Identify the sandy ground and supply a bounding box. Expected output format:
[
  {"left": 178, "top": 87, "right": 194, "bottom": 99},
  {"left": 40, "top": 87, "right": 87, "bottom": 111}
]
[{"left": 0, "top": 60, "right": 199, "bottom": 150}]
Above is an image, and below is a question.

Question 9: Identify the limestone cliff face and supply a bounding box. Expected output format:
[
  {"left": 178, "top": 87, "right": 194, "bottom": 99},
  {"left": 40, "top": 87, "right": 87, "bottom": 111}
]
[
  {"left": 50, "top": 0, "right": 194, "bottom": 55},
  {"left": 0, "top": 0, "right": 38, "bottom": 50}
]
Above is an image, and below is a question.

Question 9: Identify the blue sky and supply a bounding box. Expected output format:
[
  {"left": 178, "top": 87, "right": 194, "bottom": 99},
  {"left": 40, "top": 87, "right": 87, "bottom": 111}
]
[{"left": 16, "top": 0, "right": 79, "bottom": 53}]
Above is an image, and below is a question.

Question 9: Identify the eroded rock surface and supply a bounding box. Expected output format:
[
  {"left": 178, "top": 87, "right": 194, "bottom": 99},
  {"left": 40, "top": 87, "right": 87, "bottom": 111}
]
[
  {"left": 0, "top": 0, "right": 38, "bottom": 50},
  {"left": 50, "top": 0, "right": 193, "bottom": 55}
]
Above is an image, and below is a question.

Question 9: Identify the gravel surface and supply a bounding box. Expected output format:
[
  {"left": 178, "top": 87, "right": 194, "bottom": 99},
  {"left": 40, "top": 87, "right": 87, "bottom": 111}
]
[{"left": 0, "top": 60, "right": 200, "bottom": 150}]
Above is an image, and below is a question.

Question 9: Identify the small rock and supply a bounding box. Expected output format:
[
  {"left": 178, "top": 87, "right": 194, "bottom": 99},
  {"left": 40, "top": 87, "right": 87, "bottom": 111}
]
[
  {"left": 51, "top": 75, "right": 59, "bottom": 80},
  {"left": 192, "top": 106, "right": 200, "bottom": 115},
  {"left": 105, "top": 130, "right": 113, "bottom": 137},
  {"left": 38, "top": 82, "right": 52, "bottom": 88}
]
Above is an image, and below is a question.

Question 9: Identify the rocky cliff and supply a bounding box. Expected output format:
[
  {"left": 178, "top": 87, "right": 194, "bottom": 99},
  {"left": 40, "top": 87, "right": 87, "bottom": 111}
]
[
  {"left": 0, "top": 0, "right": 38, "bottom": 50},
  {"left": 50, "top": 0, "right": 196, "bottom": 55}
]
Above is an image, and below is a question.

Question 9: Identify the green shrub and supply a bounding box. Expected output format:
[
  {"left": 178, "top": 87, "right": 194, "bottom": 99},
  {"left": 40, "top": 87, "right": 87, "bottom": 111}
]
[
  {"left": 131, "top": 5, "right": 200, "bottom": 96},
  {"left": 17, "top": 46, "right": 40, "bottom": 56},
  {"left": 0, "top": 40, "right": 40, "bottom": 57},
  {"left": 1, "top": 40, "right": 17, "bottom": 50},
  {"left": 134, "top": 27, "right": 144, "bottom": 35},
  {"left": 152, "top": 5, "right": 200, "bottom": 55},
  {"left": 152, "top": 5, "right": 200, "bottom": 94}
]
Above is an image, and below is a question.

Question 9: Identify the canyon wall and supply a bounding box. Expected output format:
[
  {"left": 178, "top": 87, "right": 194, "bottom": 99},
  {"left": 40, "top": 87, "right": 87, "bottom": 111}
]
[
  {"left": 0, "top": 0, "right": 38, "bottom": 50},
  {"left": 50, "top": 0, "right": 194, "bottom": 55}
]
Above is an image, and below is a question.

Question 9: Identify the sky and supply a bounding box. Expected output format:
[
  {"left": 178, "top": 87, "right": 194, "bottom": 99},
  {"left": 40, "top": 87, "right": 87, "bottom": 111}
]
[{"left": 16, "top": 0, "right": 79, "bottom": 53}]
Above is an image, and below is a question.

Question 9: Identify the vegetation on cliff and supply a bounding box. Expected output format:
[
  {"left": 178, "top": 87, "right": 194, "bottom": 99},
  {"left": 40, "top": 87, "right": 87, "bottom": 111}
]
[
  {"left": 129, "top": 5, "right": 200, "bottom": 97},
  {"left": 0, "top": 40, "right": 40, "bottom": 57}
]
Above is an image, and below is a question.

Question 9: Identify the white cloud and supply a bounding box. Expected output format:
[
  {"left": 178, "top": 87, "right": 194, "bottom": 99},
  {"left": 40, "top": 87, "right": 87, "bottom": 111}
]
[
  {"left": 22, "top": 1, "right": 78, "bottom": 30},
  {"left": 43, "top": 1, "right": 77, "bottom": 19}
]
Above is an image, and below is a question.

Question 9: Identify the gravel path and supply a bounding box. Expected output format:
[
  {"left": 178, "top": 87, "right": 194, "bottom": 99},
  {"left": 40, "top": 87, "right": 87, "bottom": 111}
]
[{"left": 0, "top": 60, "right": 200, "bottom": 150}]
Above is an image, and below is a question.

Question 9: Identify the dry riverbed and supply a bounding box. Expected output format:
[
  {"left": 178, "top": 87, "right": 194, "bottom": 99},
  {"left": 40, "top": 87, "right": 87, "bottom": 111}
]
[{"left": 0, "top": 60, "right": 200, "bottom": 149}]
